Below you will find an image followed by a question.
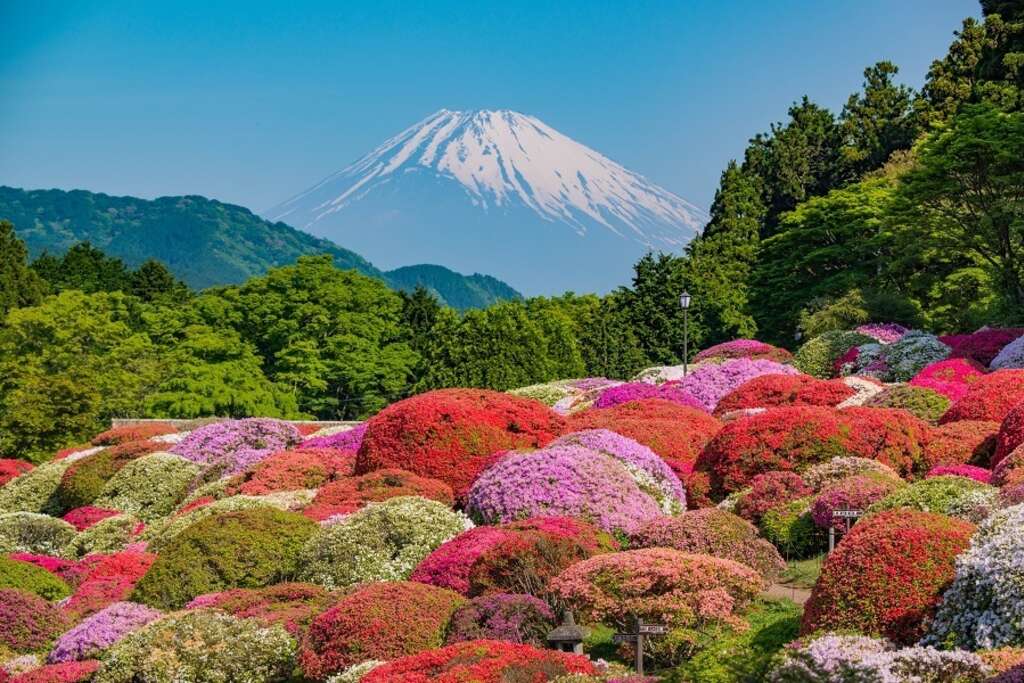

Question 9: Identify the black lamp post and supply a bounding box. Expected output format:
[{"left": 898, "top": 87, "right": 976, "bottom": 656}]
[{"left": 679, "top": 291, "right": 691, "bottom": 377}]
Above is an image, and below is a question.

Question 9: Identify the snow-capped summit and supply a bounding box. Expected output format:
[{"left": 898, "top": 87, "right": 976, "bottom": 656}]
[{"left": 265, "top": 109, "right": 707, "bottom": 294}]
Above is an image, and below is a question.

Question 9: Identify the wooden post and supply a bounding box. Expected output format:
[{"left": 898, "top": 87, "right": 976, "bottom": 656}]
[{"left": 635, "top": 616, "right": 644, "bottom": 675}]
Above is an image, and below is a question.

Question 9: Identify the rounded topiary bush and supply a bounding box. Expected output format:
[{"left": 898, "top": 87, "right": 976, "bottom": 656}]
[
  {"left": 409, "top": 526, "right": 515, "bottom": 595},
  {"left": 758, "top": 497, "right": 826, "bottom": 559},
  {"left": 802, "top": 456, "right": 901, "bottom": 491},
  {"left": 995, "top": 402, "right": 1024, "bottom": 466},
  {"left": 865, "top": 385, "right": 951, "bottom": 423},
  {"left": 131, "top": 507, "right": 317, "bottom": 609},
  {"left": 298, "top": 581, "right": 466, "bottom": 680},
  {"left": 927, "top": 464, "right": 992, "bottom": 483},
  {"left": 735, "top": 471, "right": 812, "bottom": 524},
  {"left": 93, "top": 453, "right": 201, "bottom": 521},
  {"left": 839, "top": 407, "right": 933, "bottom": 476},
  {"left": 360, "top": 639, "right": 596, "bottom": 683},
  {"left": 909, "top": 358, "right": 986, "bottom": 401},
  {"left": 185, "top": 582, "right": 331, "bottom": 637},
  {"left": 926, "top": 420, "right": 999, "bottom": 469},
  {"left": 56, "top": 442, "right": 162, "bottom": 513},
  {"left": 355, "top": 389, "right": 565, "bottom": 499},
  {"left": 0, "top": 556, "right": 70, "bottom": 601},
  {"left": 631, "top": 508, "right": 785, "bottom": 585},
  {"left": 566, "top": 399, "right": 722, "bottom": 477},
  {"left": 714, "top": 374, "right": 854, "bottom": 416},
  {"left": 48, "top": 601, "right": 162, "bottom": 663},
  {"left": 61, "top": 550, "right": 155, "bottom": 620},
  {"left": 0, "top": 588, "right": 66, "bottom": 653},
  {"left": 225, "top": 447, "right": 353, "bottom": 496},
  {"left": 551, "top": 548, "right": 762, "bottom": 665},
  {"left": 867, "top": 475, "right": 998, "bottom": 522},
  {"left": 883, "top": 331, "right": 953, "bottom": 382},
  {"left": 302, "top": 468, "right": 454, "bottom": 521},
  {"left": 991, "top": 334, "right": 1024, "bottom": 369},
  {"left": 941, "top": 370, "right": 1024, "bottom": 424},
  {"left": 943, "top": 328, "right": 1024, "bottom": 366},
  {"left": 810, "top": 474, "right": 904, "bottom": 528},
  {"left": 676, "top": 358, "right": 801, "bottom": 412},
  {"left": 802, "top": 509, "right": 975, "bottom": 644},
  {"left": 63, "top": 514, "right": 141, "bottom": 558},
  {"left": 140, "top": 494, "right": 299, "bottom": 551},
  {"left": 170, "top": 418, "right": 301, "bottom": 477},
  {"left": 94, "top": 610, "right": 296, "bottom": 683},
  {"left": 445, "top": 593, "right": 556, "bottom": 647},
  {"left": 795, "top": 331, "right": 875, "bottom": 379},
  {"left": 593, "top": 382, "right": 703, "bottom": 411},
  {"left": 298, "top": 496, "right": 470, "bottom": 589},
  {"left": 0, "top": 460, "right": 33, "bottom": 488},
  {"left": 0, "top": 460, "right": 73, "bottom": 516},
  {"left": 694, "top": 339, "right": 794, "bottom": 364},
  {"left": 0, "top": 513, "right": 76, "bottom": 555}
]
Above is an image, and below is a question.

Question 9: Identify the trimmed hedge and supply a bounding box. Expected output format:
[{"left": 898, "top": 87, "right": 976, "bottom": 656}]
[
  {"left": 0, "top": 556, "right": 70, "bottom": 601},
  {"left": 94, "top": 453, "right": 201, "bottom": 521}
]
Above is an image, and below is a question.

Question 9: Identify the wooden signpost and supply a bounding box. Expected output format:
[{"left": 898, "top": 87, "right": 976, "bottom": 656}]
[
  {"left": 612, "top": 616, "right": 668, "bottom": 675},
  {"left": 829, "top": 507, "right": 863, "bottom": 552}
]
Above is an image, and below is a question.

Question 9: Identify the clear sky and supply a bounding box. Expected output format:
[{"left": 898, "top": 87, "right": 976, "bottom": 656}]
[{"left": 1, "top": 0, "right": 979, "bottom": 215}]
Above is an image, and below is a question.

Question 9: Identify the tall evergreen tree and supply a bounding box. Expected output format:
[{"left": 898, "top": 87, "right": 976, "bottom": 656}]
[
  {"left": 0, "top": 220, "right": 46, "bottom": 317},
  {"left": 618, "top": 252, "right": 688, "bottom": 364},
  {"left": 840, "top": 61, "right": 920, "bottom": 175}
]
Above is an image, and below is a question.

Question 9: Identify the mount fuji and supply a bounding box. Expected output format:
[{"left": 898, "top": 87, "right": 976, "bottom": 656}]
[{"left": 264, "top": 109, "right": 707, "bottom": 294}]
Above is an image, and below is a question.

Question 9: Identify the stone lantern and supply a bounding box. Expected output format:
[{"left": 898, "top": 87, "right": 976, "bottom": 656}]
[{"left": 547, "top": 609, "right": 587, "bottom": 654}]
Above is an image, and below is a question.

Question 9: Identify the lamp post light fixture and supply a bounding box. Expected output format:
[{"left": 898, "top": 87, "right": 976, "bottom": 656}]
[{"left": 679, "top": 291, "right": 691, "bottom": 377}]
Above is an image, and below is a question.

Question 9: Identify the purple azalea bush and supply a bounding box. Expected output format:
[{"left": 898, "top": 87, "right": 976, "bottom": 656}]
[
  {"left": 48, "top": 601, "right": 162, "bottom": 663},
  {"left": 300, "top": 423, "right": 368, "bottom": 451},
  {"left": 466, "top": 445, "right": 663, "bottom": 535},
  {"left": 170, "top": 418, "right": 300, "bottom": 476},
  {"left": 593, "top": 382, "right": 705, "bottom": 412},
  {"left": 553, "top": 429, "right": 685, "bottom": 512},
  {"left": 677, "top": 358, "right": 801, "bottom": 412}
]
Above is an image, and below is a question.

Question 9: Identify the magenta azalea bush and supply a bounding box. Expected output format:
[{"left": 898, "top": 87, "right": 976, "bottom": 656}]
[
  {"left": 300, "top": 423, "right": 367, "bottom": 451},
  {"left": 927, "top": 464, "right": 992, "bottom": 484},
  {"left": 170, "top": 419, "right": 301, "bottom": 476},
  {"left": 693, "top": 339, "right": 793, "bottom": 363},
  {"left": 466, "top": 445, "right": 663, "bottom": 535},
  {"left": 910, "top": 358, "right": 987, "bottom": 402},
  {"left": 676, "top": 359, "right": 801, "bottom": 412},
  {"left": 593, "top": 382, "right": 703, "bottom": 412},
  {"left": 855, "top": 323, "right": 909, "bottom": 344},
  {"left": 48, "top": 602, "right": 162, "bottom": 663}
]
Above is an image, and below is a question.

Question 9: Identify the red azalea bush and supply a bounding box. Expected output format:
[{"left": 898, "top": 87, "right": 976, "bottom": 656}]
[
  {"left": 303, "top": 468, "right": 455, "bottom": 521},
  {"left": 927, "top": 464, "right": 992, "bottom": 484},
  {"left": 940, "top": 328, "right": 1024, "bottom": 366},
  {"left": 940, "top": 370, "right": 1024, "bottom": 424},
  {"left": 62, "top": 506, "right": 120, "bottom": 531},
  {"left": 839, "top": 407, "right": 933, "bottom": 476},
  {"left": 0, "top": 459, "right": 33, "bottom": 487},
  {"left": 62, "top": 551, "right": 155, "bottom": 619},
  {"left": 361, "top": 639, "right": 597, "bottom": 683},
  {"left": 298, "top": 581, "right": 466, "bottom": 679},
  {"left": 0, "top": 588, "right": 67, "bottom": 652},
  {"left": 802, "top": 510, "right": 974, "bottom": 644},
  {"left": 694, "top": 339, "right": 794, "bottom": 364},
  {"left": 225, "top": 448, "right": 355, "bottom": 496},
  {"left": 91, "top": 422, "right": 176, "bottom": 446},
  {"left": 10, "top": 661, "right": 99, "bottom": 683},
  {"left": 925, "top": 420, "right": 999, "bottom": 468},
  {"left": 355, "top": 389, "right": 565, "bottom": 499},
  {"left": 809, "top": 474, "right": 903, "bottom": 528},
  {"left": 566, "top": 399, "right": 723, "bottom": 474},
  {"left": 995, "top": 402, "right": 1024, "bottom": 466},
  {"left": 714, "top": 375, "right": 855, "bottom": 416},
  {"left": 185, "top": 582, "right": 333, "bottom": 636},
  {"left": 909, "top": 358, "right": 986, "bottom": 402},
  {"left": 735, "top": 471, "right": 812, "bottom": 523}
]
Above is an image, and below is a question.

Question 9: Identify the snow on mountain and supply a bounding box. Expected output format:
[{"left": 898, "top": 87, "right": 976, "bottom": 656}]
[{"left": 265, "top": 109, "right": 707, "bottom": 294}]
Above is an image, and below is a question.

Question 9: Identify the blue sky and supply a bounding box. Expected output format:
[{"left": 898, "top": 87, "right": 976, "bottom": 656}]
[{"left": 1, "top": 0, "right": 979, "bottom": 215}]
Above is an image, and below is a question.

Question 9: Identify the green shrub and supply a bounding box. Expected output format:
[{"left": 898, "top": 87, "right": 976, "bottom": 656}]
[
  {"left": 794, "top": 331, "right": 874, "bottom": 379},
  {"left": 56, "top": 449, "right": 123, "bottom": 511},
  {"left": 297, "top": 496, "right": 471, "bottom": 589},
  {"left": 63, "top": 514, "right": 140, "bottom": 558},
  {"left": 131, "top": 507, "right": 317, "bottom": 609},
  {"left": 0, "top": 556, "right": 71, "bottom": 600},
  {"left": 0, "top": 512, "right": 77, "bottom": 555},
  {"left": 94, "top": 453, "right": 201, "bottom": 521},
  {"left": 866, "top": 475, "right": 998, "bottom": 522},
  {"left": 0, "top": 460, "right": 73, "bottom": 515},
  {"left": 95, "top": 609, "right": 296, "bottom": 683},
  {"left": 866, "top": 385, "right": 951, "bottom": 423},
  {"left": 758, "top": 498, "right": 826, "bottom": 559}
]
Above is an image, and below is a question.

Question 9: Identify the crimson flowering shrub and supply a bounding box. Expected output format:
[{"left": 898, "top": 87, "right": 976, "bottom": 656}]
[
  {"left": 925, "top": 420, "right": 999, "bottom": 468},
  {"left": 0, "top": 589, "right": 66, "bottom": 653},
  {"left": 714, "top": 375, "right": 854, "bottom": 416},
  {"left": 361, "top": 639, "right": 597, "bottom": 683},
  {"left": 61, "top": 551, "right": 155, "bottom": 619},
  {"left": 11, "top": 661, "right": 100, "bottom": 683},
  {"left": 446, "top": 593, "right": 556, "bottom": 647},
  {"left": 552, "top": 548, "right": 762, "bottom": 664},
  {"left": 303, "top": 468, "right": 454, "bottom": 521},
  {"left": 185, "top": 582, "right": 332, "bottom": 636},
  {"left": 410, "top": 526, "right": 517, "bottom": 595},
  {"left": 170, "top": 418, "right": 301, "bottom": 477},
  {"left": 802, "top": 509, "right": 974, "bottom": 644},
  {"left": 48, "top": 601, "right": 161, "bottom": 663},
  {"left": 356, "top": 389, "right": 565, "bottom": 499},
  {"left": 225, "top": 448, "right": 354, "bottom": 496},
  {"left": 694, "top": 339, "right": 794, "bottom": 364},
  {"left": 593, "top": 382, "right": 704, "bottom": 411},
  {"left": 61, "top": 506, "right": 119, "bottom": 531},
  {"left": 631, "top": 509, "right": 785, "bottom": 585},
  {"left": 927, "top": 464, "right": 992, "bottom": 483},
  {"left": 300, "top": 423, "right": 367, "bottom": 452},
  {"left": 909, "top": 358, "right": 987, "bottom": 402},
  {"left": 566, "top": 400, "right": 723, "bottom": 475},
  {"left": 298, "top": 581, "right": 466, "bottom": 679},
  {"left": 941, "top": 328, "right": 1024, "bottom": 366},
  {"left": 941, "top": 370, "right": 1024, "bottom": 424},
  {"left": 91, "top": 423, "right": 176, "bottom": 446},
  {"left": 676, "top": 359, "right": 802, "bottom": 412},
  {"left": 0, "top": 461, "right": 33, "bottom": 488},
  {"left": 735, "top": 471, "right": 812, "bottom": 524},
  {"left": 839, "top": 407, "right": 932, "bottom": 476},
  {"left": 809, "top": 474, "right": 904, "bottom": 528},
  {"left": 995, "top": 402, "right": 1024, "bottom": 466}
]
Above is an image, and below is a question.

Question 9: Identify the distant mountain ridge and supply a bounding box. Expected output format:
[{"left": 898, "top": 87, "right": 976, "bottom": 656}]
[{"left": 0, "top": 186, "right": 521, "bottom": 308}]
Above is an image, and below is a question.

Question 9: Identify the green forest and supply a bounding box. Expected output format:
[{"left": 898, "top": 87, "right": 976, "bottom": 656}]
[{"left": 0, "top": 0, "right": 1021, "bottom": 462}]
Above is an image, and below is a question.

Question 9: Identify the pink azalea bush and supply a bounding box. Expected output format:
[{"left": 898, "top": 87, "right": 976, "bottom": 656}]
[
  {"left": 409, "top": 526, "right": 515, "bottom": 595},
  {"left": 927, "top": 464, "right": 992, "bottom": 484},
  {"left": 676, "top": 359, "right": 801, "bottom": 412},
  {"left": 856, "top": 323, "right": 909, "bottom": 344},
  {"left": 170, "top": 418, "right": 301, "bottom": 477},
  {"left": 48, "top": 602, "right": 162, "bottom": 663},
  {"left": 910, "top": 358, "right": 987, "bottom": 402},
  {"left": 693, "top": 339, "right": 793, "bottom": 363},
  {"left": 594, "top": 382, "right": 704, "bottom": 412}
]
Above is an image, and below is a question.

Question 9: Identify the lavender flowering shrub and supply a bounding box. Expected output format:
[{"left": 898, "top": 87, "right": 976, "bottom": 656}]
[
  {"left": 48, "top": 602, "right": 162, "bottom": 663},
  {"left": 676, "top": 359, "right": 801, "bottom": 412},
  {"left": 445, "top": 593, "right": 556, "bottom": 647},
  {"left": 768, "top": 634, "right": 989, "bottom": 682},
  {"left": 466, "top": 445, "right": 663, "bottom": 536},
  {"left": 300, "top": 423, "right": 367, "bottom": 451},
  {"left": 553, "top": 430, "right": 685, "bottom": 513},
  {"left": 171, "top": 418, "right": 301, "bottom": 476}
]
